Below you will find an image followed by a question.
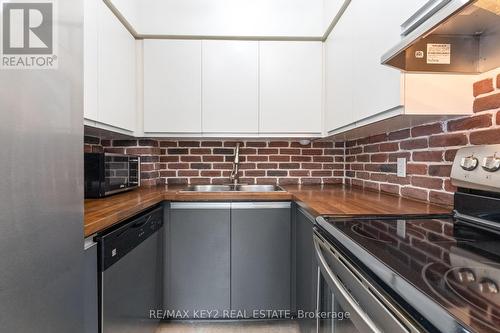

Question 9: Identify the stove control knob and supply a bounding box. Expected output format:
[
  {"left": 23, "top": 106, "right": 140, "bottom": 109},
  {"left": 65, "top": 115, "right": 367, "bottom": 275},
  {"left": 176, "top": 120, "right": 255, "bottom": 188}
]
[
  {"left": 478, "top": 279, "right": 498, "bottom": 294},
  {"left": 482, "top": 155, "right": 500, "bottom": 172},
  {"left": 460, "top": 156, "right": 479, "bottom": 171},
  {"left": 457, "top": 269, "right": 476, "bottom": 284}
]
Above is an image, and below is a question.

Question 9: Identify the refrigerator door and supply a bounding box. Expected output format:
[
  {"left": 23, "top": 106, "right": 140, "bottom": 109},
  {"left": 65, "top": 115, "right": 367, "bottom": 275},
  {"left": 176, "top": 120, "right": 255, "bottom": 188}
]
[{"left": 0, "top": 0, "right": 84, "bottom": 332}]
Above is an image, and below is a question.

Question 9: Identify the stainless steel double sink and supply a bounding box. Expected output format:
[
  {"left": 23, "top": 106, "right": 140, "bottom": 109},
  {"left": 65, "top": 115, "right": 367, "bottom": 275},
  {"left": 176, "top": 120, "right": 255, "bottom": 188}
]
[{"left": 181, "top": 184, "right": 285, "bottom": 192}]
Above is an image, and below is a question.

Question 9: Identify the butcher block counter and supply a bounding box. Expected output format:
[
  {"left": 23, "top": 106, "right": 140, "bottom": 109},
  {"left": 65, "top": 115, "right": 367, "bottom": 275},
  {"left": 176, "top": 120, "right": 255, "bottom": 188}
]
[{"left": 84, "top": 184, "right": 451, "bottom": 237}]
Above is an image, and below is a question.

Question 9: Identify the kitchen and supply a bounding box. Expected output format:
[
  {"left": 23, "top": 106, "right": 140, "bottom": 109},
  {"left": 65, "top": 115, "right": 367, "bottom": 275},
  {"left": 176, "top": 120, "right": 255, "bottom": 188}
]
[{"left": 2, "top": 0, "right": 500, "bottom": 332}]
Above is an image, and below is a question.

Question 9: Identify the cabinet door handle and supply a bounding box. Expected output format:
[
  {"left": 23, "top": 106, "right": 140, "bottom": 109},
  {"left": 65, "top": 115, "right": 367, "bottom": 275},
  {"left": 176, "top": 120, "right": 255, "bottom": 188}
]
[
  {"left": 170, "top": 202, "right": 231, "bottom": 209},
  {"left": 231, "top": 202, "right": 291, "bottom": 209},
  {"left": 400, "top": 0, "right": 452, "bottom": 36},
  {"left": 132, "top": 215, "right": 151, "bottom": 228}
]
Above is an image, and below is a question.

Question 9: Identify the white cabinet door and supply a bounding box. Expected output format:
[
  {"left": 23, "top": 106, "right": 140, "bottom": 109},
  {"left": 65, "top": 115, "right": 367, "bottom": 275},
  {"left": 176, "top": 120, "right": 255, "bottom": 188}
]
[
  {"left": 98, "top": 1, "right": 136, "bottom": 132},
  {"left": 351, "top": 0, "right": 429, "bottom": 123},
  {"left": 325, "top": 0, "right": 432, "bottom": 134},
  {"left": 324, "top": 3, "right": 354, "bottom": 133},
  {"left": 259, "top": 41, "right": 323, "bottom": 135},
  {"left": 202, "top": 41, "right": 259, "bottom": 134},
  {"left": 351, "top": 0, "right": 404, "bottom": 122},
  {"left": 83, "top": 0, "right": 98, "bottom": 121},
  {"left": 143, "top": 40, "right": 202, "bottom": 134}
]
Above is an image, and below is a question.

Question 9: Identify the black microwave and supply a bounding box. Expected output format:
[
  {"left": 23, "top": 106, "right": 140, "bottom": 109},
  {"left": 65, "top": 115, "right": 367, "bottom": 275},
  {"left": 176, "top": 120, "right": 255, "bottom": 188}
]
[{"left": 84, "top": 152, "right": 140, "bottom": 198}]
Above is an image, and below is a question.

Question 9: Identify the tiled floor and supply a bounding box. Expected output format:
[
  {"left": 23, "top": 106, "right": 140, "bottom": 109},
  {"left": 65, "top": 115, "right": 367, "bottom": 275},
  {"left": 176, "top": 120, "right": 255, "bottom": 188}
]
[{"left": 157, "top": 320, "right": 300, "bottom": 333}]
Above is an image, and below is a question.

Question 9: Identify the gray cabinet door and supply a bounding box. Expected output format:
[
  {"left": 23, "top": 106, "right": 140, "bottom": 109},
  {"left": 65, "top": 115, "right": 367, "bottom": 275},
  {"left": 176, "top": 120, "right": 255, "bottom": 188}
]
[
  {"left": 295, "top": 206, "right": 317, "bottom": 333},
  {"left": 167, "top": 203, "right": 231, "bottom": 316},
  {"left": 231, "top": 202, "right": 292, "bottom": 316}
]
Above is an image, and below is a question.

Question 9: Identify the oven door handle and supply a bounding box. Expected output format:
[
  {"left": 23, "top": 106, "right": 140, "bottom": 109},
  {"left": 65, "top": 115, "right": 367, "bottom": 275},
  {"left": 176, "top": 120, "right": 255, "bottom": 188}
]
[{"left": 314, "top": 236, "right": 382, "bottom": 333}]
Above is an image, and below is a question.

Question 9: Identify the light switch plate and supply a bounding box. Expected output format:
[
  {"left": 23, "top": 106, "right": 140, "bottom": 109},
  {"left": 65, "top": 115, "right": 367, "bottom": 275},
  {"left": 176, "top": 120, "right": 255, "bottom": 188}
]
[{"left": 397, "top": 158, "right": 407, "bottom": 177}]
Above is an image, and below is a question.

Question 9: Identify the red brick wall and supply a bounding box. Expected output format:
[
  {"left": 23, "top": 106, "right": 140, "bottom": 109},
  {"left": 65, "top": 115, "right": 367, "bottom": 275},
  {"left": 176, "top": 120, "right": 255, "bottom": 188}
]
[
  {"left": 345, "top": 71, "right": 500, "bottom": 206},
  {"left": 84, "top": 136, "right": 104, "bottom": 153},
  {"left": 85, "top": 138, "right": 345, "bottom": 187}
]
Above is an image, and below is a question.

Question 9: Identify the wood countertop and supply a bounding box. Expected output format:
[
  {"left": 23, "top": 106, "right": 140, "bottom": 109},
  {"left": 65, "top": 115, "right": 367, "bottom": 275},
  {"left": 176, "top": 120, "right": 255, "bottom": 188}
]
[
  {"left": 84, "top": 184, "right": 451, "bottom": 237},
  {"left": 284, "top": 185, "right": 450, "bottom": 217}
]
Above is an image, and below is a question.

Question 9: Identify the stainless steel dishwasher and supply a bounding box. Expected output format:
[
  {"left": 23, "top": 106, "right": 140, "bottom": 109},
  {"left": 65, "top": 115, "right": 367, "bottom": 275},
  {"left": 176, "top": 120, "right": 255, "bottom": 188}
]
[{"left": 96, "top": 206, "right": 163, "bottom": 333}]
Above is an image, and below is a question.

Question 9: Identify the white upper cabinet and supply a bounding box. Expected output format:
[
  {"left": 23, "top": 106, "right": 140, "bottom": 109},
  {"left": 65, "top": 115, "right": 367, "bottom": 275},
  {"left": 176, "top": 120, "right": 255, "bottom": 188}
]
[
  {"left": 325, "top": 0, "right": 414, "bottom": 133},
  {"left": 324, "top": 3, "right": 354, "bottom": 132},
  {"left": 143, "top": 40, "right": 202, "bottom": 134},
  {"left": 97, "top": 1, "right": 137, "bottom": 132},
  {"left": 142, "top": 39, "right": 322, "bottom": 137},
  {"left": 89, "top": 0, "right": 473, "bottom": 138},
  {"left": 350, "top": 0, "right": 432, "bottom": 122},
  {"left": 350, "top": 0, "right": 407, "bottom": 121},
  {"left": 83, "top": 0, "right": 99, "bottom": 122},
  {"left": 83, "top": 0, "right": 137, "bottom": 133},
  {"left": 202, "top": 41, "right": 259, "bottom": 134},
  {"left": 325, "top": 0, "right": 473, "bottom": 135},
  {"left": 259, "top": 41, "right": 323, "bottom": 135}
]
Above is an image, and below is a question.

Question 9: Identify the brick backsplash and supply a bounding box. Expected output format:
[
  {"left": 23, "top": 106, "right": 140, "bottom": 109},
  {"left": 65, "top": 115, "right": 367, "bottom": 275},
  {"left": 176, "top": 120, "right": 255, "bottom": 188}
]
[
  {"left": 84, "top": 135, "right": 104, "bottom": 153},
  {"left": 84, "top": 138, "right": 345, "bottom": 187},
  {"left": 344, "top": 70, "right": 500, "bottom": 206},
  {"left": 84, "top": 70, "right": 500, "bottom": 206}
]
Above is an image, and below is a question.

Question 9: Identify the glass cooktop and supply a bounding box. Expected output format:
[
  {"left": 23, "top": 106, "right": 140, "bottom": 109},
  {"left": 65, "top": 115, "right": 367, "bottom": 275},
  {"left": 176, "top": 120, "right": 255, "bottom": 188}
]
[{"left": 318, "top": 215, "right": 500, "bottom": 333}]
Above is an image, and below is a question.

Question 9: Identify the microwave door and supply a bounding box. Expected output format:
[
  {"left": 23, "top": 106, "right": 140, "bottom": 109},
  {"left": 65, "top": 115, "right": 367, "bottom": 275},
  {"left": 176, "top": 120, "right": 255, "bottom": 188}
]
[{"left": 104, "top": 154, "right": 129, "bottom": 194}]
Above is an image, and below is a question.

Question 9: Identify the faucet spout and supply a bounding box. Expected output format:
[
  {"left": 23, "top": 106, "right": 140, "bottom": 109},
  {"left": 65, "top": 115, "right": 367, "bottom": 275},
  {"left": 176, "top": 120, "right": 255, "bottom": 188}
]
[{"left": 230, "top": 143, "right": 241, "bottom": 185}]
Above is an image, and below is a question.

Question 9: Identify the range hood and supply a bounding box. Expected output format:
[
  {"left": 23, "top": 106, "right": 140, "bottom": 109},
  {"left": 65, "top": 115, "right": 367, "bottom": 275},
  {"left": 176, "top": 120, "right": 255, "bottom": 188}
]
[{"left": 382, "top": 0, "right": 500, "bottom": 73}]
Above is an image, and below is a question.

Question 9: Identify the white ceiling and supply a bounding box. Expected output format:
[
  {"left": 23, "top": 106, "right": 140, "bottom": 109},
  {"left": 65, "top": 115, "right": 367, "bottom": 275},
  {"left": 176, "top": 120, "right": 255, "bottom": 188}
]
[{"left": 110, "top": 0, "right": 344, "bottom": 37}]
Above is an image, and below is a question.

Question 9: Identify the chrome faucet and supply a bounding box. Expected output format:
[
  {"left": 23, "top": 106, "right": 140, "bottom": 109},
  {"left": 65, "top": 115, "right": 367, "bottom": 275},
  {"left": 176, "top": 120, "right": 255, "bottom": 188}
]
[{"left": 229, "top": 143, "right": 241, "bottom": 185}]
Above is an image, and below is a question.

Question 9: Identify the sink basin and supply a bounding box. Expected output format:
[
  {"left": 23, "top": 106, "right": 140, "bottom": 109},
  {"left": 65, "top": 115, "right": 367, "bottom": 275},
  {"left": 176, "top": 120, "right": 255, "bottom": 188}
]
[
  {"left": 236, "top": 185, "right": 284, "bottom": 192},
  {"left": 181, "top": 184, "right": 285, "bottom": 192},
  {"left": 182, "top": 185, "right": 233, "bottom": 192}
]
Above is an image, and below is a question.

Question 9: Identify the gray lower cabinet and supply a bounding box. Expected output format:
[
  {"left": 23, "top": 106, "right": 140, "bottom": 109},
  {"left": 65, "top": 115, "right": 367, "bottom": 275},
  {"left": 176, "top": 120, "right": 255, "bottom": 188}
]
[
  {"left": 84, "top": 238, "right": 98, "bottom": 333},
  {"left": 295, "top": 205, "right": 317, "bottom": 333},
  {"left": 231, "top": 202, "right": 292, "bottom": 317},
  {"left": 167, "top": 203, "right": 231, "bottom": 316},
  {"left": 165, "top": 201, "right": 292, "bottom": 319}
]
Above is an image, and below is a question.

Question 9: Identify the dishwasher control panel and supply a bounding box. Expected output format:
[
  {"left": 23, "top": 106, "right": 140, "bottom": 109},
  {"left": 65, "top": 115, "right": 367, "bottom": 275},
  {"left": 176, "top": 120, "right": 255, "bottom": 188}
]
[{"left": 96, "top": 206, "right": 163, "bottom": 271}]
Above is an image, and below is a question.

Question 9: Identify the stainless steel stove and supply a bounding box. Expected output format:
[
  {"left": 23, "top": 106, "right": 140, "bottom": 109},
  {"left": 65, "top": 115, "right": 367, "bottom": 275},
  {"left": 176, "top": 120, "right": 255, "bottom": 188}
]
[{"left": 315, "top": 144, "right": 500, "bottom": 333}]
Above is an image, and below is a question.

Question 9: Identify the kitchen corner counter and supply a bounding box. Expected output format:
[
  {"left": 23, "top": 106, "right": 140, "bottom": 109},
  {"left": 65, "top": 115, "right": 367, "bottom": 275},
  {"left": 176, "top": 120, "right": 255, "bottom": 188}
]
[
  {"left": 284, "top": 185, "right": 451, "bottom": 217},
  {"left": 84, "top": 184, "right": 451, "bottom": 237},
  {"left": 84, "top": 186, "right": 170, "bottom": 237}
]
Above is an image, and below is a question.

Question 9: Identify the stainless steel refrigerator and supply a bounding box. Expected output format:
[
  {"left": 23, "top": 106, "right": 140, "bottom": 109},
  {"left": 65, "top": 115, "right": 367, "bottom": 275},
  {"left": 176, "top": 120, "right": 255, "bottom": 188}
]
[{"left": 0, "top": 0, "right": 84, "bottom": 332}]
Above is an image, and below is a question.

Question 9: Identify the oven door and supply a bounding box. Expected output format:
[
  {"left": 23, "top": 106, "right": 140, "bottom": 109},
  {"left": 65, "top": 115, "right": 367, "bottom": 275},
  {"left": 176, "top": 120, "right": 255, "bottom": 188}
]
[
  {"left": 314, "top": 231, "right": 421, "bottom": 333},
  {"left": 317, "top": 266, "right": 357, "bottom": 333}
]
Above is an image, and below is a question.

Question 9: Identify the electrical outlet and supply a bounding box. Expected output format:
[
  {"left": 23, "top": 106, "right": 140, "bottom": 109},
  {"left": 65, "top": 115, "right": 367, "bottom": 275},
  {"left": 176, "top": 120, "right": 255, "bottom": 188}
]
[
  {"left": 397, "top": 220, "right": 406, "bottom": 238},
  {"left": 397, "top": 158, "right": 407, "bottom": 177}
]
